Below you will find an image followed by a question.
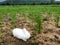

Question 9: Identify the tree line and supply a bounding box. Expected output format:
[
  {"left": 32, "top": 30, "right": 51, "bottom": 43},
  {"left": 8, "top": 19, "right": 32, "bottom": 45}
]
[{"left": 0, "top": 0, "right": 60, "bottom": 5}]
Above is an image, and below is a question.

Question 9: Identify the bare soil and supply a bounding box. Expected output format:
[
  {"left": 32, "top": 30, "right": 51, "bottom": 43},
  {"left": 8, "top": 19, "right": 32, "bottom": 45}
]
[{"left": 0, "top": 14, "right": 60, "bottom": 45}]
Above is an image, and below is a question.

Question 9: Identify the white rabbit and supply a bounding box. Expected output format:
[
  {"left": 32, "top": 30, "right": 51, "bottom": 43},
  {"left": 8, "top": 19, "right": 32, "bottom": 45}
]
[{"left": 12, "top": 28, "right": 31, "bottom": 41}]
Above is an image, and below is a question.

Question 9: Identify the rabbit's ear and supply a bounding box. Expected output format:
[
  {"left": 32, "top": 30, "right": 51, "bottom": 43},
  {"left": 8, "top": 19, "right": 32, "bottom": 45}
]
[{"left": 23, "top": 28, "right": 26, "bottom": 30}]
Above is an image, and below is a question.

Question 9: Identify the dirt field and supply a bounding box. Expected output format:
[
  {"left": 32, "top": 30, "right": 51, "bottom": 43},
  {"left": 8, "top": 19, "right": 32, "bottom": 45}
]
[
  {"left": 0, "top": 13, "right": 60, "bottom": 45},
  {"left": 0, "top": 6, "right": 60, "bottom": 45}
]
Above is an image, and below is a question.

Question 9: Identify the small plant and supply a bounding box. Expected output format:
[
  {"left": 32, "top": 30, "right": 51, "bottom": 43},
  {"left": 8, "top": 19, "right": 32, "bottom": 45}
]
[
  {"left": 54, "top": 13, "right": 60, "bottom": 27},
  {"left": 0, "top": 29, "right": 3, "bottom": 38},
  {"left": 29, "top": 12, "right": 42, "bottom": 33}
]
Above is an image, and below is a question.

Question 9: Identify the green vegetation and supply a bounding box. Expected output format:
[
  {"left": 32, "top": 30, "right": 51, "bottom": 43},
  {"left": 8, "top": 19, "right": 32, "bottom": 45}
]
[
  {"left": 28, "top": 12, "right": 42, "bottom": 33},
  {"left": 54, "top": 13, "right": 60, "bottom": 27},
  {"left": 0, "top": 5, "right": 60, "bottom": 33}
]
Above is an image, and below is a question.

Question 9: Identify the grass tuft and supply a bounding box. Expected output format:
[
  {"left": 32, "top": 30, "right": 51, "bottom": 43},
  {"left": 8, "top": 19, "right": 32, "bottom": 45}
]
[{"left": 28, "top": 12, "right": 42, "bottom": 33}]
